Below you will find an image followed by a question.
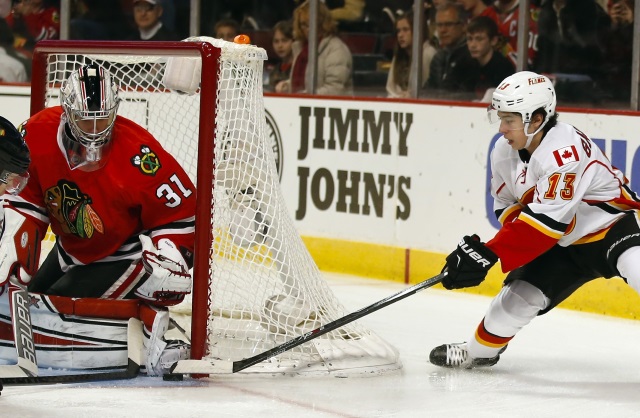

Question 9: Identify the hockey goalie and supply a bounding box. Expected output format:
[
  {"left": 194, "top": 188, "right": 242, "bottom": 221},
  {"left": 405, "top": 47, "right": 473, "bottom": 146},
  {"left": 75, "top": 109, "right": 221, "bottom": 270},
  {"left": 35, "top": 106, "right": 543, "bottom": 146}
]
[{"left": 0, "top": 64, "right": 195, "bottom": 376}]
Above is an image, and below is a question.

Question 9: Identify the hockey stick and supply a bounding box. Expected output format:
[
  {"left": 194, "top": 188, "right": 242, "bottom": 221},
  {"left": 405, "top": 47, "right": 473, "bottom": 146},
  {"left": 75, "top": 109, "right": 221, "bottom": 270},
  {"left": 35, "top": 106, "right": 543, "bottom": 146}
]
[
  {"left": 0, "top": 317, "right": 143, "bottom": 385},
  {"left": 0, "top": 280, "right": 39, "bottom": 379},
  {"left": 0, "top": 217, "right": 43, "bottom": 379},
  {"left": 169, "top": 317, "right": 191, "bottom": 343},
  {"left": 169, "top": 272, "right": 446, "bottom": 375}
]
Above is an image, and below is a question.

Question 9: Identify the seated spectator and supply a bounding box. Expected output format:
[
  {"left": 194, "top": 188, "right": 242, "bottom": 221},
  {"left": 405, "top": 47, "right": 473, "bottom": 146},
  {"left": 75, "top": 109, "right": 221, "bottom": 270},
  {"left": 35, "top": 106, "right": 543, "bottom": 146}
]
[
  {"left": 70, "top": 0, "right": 109, "bottom": 40},
  {"left": 491, "top": 0, "right": 540, "bottom": 67},
  {"left": 282, "top": 0, "right": 353, "bottom": 96},
  {"left": 0, "top": 0, "right": 11, "bottom": 18},
  {"left": 324, "top": 0, "right": 365, "bottom": 31},
  {"left": 213, "top": 18, "right": 239, "bottom": 42},
  {"left": 535, "top": 0, "right": 610, "bottom": 91},
  {"left": 130, "top": 0, "right": 179, "bottom": 41},
  {"left": 602, "top": 0, "right": 634, "bottom": 100},
  {"left": 5, "top": 0, "right": 59, "bottom": 59},
  {"left": 269, "top": 20, "right": 294, "bottom": 93},
  {"left": 0, "top": 17, "right": 27, "bottom": 82},
  {"left": 458, "top": 0, "right": 495, "bottom": 19},
  {"left": 386, "top": 11, "right": 437, "bottom": 98},
  {"left": 465, "top": 15, "right": 514, "bottom": 101},
  {"left": 426, "top": 2, "right": 476, "bottom": 92}
]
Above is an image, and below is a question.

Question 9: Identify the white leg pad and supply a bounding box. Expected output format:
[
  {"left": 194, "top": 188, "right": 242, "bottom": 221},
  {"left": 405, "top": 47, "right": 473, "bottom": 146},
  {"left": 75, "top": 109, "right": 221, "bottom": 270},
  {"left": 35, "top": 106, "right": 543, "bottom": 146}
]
[
  {"left": 616, "top": 247, "right": 640, "bottom": 293},
  {"left": 143, "top": 310, "right": 169, "bottom": 376},
  {"left": 468, "top": 280, "right": 550, "bottom": 359}
]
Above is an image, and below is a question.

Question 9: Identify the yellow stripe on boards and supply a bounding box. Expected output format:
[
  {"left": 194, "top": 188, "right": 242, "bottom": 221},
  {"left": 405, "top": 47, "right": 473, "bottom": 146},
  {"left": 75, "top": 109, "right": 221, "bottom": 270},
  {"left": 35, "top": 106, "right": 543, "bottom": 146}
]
[{"left": 302, "top": 236, "right": 640, "bottom": 320}]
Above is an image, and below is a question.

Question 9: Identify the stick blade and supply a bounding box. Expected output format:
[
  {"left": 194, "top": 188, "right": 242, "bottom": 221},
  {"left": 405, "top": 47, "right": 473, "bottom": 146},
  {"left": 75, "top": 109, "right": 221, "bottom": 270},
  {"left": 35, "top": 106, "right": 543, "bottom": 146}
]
[{"left": 170, "top": 359, "right": 234, "bottom": 375}]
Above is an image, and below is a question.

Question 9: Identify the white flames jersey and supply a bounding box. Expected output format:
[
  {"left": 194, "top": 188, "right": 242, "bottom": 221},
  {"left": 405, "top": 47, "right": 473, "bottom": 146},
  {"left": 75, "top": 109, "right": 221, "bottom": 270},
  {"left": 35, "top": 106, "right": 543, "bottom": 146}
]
[{"left": 486, "top": 121, "right": 640, "bottom": 272}]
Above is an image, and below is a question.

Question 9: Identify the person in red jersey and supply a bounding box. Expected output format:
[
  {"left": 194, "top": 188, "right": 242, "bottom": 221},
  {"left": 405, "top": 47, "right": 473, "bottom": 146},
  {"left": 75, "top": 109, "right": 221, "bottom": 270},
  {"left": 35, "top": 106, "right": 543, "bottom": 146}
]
[
  {"left": 429, "top": 71, "right": 640, "bottom": 369},
  {"left": 0, "top": 115, "right": 30, "bottom": 394},
  {"left": 4, "top": 64, "right": 196, "bottom": 375},
  {"left": 492, "top": 0, "right": 539, "bottom": 67},
  {"left": 5, "top": 0, "right": 59, "bottom": 58}
]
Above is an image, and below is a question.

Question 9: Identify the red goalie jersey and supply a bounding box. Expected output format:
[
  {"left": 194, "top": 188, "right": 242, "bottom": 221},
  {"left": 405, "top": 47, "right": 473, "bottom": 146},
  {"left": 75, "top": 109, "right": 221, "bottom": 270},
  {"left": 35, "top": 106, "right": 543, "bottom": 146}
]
[{"left": 5, "top": 106, "right": 196, "bottom": 270}]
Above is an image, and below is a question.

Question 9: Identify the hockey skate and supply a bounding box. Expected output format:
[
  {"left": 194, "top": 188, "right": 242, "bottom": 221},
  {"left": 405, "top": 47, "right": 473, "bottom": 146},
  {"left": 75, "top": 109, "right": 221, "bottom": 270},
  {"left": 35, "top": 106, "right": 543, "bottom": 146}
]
[{"left": 429, "top": 342, "right": 506, "bottom": 369}]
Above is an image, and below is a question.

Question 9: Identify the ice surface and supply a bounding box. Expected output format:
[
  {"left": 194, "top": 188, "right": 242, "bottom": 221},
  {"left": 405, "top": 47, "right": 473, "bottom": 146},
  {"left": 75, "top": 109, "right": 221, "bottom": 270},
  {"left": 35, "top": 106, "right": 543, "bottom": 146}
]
[{"left": 2, "top": 273, "right": 640, "bottom": 417}]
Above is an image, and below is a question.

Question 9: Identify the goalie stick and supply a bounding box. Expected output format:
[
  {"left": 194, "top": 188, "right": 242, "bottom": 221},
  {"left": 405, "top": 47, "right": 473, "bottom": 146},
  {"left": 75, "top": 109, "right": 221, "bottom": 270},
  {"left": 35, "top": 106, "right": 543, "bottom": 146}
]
[
  {"left": 0, "top": 216, "right": 42, "bottom": 379},
  {"left": 169, "top": 272, "right": 445, "bottom": 376},
  {"left": 0, "top": 317, "right": 143, "bottom": 385}
]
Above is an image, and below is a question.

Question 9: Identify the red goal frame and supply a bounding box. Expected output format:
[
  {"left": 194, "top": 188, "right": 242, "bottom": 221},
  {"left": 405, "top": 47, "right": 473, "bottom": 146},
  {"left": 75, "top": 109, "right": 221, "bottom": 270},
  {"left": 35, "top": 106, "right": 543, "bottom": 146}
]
[{"left": 31, "top": 40, "right": 221, "bottom": 361}]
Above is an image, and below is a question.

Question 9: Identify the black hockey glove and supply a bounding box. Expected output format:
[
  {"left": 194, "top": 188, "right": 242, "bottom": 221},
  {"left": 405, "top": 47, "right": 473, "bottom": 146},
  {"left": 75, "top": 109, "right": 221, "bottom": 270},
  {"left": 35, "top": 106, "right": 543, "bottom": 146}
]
[{"left": 441, "top": 235, "right": 498, "bottom": 290}]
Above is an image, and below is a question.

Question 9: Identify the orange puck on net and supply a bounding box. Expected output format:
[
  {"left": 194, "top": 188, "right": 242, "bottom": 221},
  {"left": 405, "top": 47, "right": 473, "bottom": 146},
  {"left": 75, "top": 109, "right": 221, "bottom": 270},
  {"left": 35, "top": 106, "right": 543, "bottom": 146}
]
[{"left": 234, "top": 34, "right": 251, "bottom": 44}]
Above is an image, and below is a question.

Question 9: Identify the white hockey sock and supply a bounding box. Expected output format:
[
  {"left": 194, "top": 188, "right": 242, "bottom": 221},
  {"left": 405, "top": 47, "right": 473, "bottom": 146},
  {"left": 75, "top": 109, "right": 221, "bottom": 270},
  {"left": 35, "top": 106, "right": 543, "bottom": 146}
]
[
  {"left": 616, "top": 247, "right": 640, "bottom": 293},
  {"left": 468, "top": 280, "right": 550, "bottom": 359}
]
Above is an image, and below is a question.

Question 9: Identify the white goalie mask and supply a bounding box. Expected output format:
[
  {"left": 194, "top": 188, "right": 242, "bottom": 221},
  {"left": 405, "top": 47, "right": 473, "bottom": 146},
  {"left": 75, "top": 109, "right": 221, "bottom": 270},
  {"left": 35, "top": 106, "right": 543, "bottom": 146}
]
[
  {"left": 60, "top": 64, "right": 120, "bottom": 163},
  {"left": 487, "top": 71, "right": 556, "bottom": 148}
]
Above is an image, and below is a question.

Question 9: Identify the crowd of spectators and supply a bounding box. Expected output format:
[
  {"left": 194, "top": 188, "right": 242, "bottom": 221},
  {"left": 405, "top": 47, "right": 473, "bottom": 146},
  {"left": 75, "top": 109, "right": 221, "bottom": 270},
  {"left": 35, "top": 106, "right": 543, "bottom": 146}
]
[{"left": 0, "top": 0, "right": 635, "bottom": 108}]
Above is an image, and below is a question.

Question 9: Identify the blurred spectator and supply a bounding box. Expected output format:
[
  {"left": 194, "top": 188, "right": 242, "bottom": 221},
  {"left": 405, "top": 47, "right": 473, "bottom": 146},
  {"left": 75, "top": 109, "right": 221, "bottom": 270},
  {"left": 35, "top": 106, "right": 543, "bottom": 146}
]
[
  {"left": 0, "top": 17, "right": 27, "bottom": 81},
  {"left": 386, "top": 11, "right": 437, "bottom": 98},
  {"left": 601, "top": 0, "right": 634, "bottom": 100},
  {"left": 0, "top": 0, "right": 10, "bottom": 18},
  {"left": 269, "top": 20, "right": 294, "bottom": 93},
  {"left": 492, "top": 0, "right": 540, "bottom": 67},
  {"left": 130, "top": 0, "right": 179, "bottom": 41},
  {"left": 465, "top": 15, "right": 514, "bottom": 100},
  {"left": 5, "top": 0, "right": 59, "bottom": 59},
  {"left": 535, "top": 0, "right": 610, "bottom": 84},
  {"left": 243, "top": 1, "right": 296, "bottom": 30},
  {"left": 426, "top": 2, "right": 475, "bottom": 92},
  {"left": 356, "top": 0, "right": 414, "bottom": 33},
  {"left": 282, "top": 0, "right": 353, "bottom": 95},
  {"left": 324, "top": 0, "right": 366, "bottom": 31},
  {"left": 458, "top": 0, "right": 494, "bottom": 18},
  {"left": 71, "top": 0, "right": 129, "bottom": 40},
  {"left": 204, "top": 1, "right": 295, "bottom": 31},
  {"left": 213, "top": 18, "right": 239, "bottom": 42}
]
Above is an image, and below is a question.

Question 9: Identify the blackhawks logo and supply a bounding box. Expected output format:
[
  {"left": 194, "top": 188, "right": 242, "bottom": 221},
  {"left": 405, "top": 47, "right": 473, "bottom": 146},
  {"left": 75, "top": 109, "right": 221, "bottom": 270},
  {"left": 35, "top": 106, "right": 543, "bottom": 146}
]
[
  {"left": 44, "top": 180, "right": 104, "bottom": 239},
  {"left": 131, "top": 145, "right": 161, "bottom": 176}
]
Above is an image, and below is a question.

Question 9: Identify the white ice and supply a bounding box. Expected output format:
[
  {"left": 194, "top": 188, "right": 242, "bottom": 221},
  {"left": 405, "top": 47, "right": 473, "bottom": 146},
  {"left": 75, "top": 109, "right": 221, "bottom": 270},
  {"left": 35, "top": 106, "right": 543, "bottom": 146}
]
[{"left": 2, "top": 273, "right": 640, "bottom": 417}]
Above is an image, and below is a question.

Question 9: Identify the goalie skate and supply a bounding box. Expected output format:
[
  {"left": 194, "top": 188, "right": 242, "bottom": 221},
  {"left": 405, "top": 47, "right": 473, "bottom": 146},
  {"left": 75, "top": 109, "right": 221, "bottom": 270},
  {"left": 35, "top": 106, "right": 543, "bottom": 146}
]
[{"left": 429, "top": 342, "right": 506, "bottom": 369}]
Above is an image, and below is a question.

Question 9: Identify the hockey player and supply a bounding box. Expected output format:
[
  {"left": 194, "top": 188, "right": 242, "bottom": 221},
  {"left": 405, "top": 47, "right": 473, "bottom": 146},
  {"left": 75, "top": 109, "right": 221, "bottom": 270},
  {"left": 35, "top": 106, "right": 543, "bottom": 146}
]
[
  {"left": 3, "top": 64, "right": 196, "bottom": 375},
  {"left": 0, "top": 115, "right": 32, "bottom": 285},
  {"left": 429, "top": 71, "right": 640, "bottom": 368},
  {"left": 0, "top": 116, "right": 30, "bottom": 394}
]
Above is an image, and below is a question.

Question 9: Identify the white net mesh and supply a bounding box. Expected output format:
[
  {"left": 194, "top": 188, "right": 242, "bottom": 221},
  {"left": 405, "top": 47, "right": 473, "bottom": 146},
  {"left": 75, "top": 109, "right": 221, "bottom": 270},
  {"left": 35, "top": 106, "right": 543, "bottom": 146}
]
[{"left": 39, "top": 38, "right": 401, "bottom": 376}]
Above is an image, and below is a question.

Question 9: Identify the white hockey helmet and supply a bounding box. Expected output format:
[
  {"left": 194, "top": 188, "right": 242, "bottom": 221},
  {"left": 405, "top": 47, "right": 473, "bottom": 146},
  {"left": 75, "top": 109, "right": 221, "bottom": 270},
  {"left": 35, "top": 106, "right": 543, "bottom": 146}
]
[
  {"left": 488, "top": 71, "right": 556, "bottom": 147},
  {"left": 60, "top": 64, "right": 120, "bottom": 152}
]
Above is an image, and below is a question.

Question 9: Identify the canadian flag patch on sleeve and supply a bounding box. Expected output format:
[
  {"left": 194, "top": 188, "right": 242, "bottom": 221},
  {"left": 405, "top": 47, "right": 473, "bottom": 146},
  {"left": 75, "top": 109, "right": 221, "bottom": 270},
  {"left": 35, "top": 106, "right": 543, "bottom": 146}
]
[{"left": 553, "top": 145, "right": 579, "bottom": 167}]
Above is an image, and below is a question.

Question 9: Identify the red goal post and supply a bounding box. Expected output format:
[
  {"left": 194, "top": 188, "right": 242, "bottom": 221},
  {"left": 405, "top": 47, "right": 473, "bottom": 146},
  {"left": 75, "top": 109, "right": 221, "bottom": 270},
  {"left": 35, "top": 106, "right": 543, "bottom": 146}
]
[{"left": 30, "top": 39, "right": 401, "bottom": 376}]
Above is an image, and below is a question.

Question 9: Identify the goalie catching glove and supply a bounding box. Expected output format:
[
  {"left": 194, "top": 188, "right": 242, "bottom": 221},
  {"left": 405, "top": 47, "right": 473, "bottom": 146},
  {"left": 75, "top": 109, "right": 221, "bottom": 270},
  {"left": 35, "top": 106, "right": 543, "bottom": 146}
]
[
  {"left": 442, "top": 235, "right": 498, "bottom": 290},
  {"left": 135, "top": 235, "right": 191, "bottom": 306}
]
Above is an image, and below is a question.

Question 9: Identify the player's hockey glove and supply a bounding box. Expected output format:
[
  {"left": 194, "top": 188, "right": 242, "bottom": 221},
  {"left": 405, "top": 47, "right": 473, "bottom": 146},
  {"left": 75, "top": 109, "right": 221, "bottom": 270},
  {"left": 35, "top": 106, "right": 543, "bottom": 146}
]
[
  {"left": 441, "top": 235, "right": 498, "bottom": 290},
  {"left": 0, "top": 209, "right": 39, "bottom": 288},
  {"left": 135, "top": 235, "right": 192, "bottom": 306}
]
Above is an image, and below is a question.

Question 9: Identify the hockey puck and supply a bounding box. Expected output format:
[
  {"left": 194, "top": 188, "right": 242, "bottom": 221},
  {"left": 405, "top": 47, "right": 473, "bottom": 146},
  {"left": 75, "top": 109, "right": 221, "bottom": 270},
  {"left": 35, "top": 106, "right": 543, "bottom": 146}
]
[{"left": 163, "top": 373, "right": 184, "bottom": 381}]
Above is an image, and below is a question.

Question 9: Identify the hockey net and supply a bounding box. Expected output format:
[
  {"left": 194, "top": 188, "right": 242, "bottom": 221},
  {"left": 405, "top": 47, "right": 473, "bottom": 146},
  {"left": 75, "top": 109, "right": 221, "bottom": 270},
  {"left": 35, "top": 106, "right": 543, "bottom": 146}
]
[{"left": 31, "top": 38, "right": 401, "bottom": 376}]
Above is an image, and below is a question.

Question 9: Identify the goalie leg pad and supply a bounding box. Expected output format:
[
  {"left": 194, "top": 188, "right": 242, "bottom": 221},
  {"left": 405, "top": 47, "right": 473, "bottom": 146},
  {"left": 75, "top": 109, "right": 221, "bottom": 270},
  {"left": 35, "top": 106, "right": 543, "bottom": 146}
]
[
  {"left": 140, "top": 305, "right": 189, "bottom": 376},
  {"left": 0, "top": 292, "right": 131, "bottom": 369}
]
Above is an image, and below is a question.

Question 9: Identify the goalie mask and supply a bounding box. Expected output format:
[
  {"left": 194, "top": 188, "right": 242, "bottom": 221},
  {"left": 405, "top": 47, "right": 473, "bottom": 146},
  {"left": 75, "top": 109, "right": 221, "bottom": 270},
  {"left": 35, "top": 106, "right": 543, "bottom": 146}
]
[
  {"left": 0, "top": 116, "right": 30, "bottom": 195},
  {"left": 487, "top": 71, "right": 556, "bottom": 148},
  {"left": 60, "top": 64, "right": 120, "bottom": 168}
]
